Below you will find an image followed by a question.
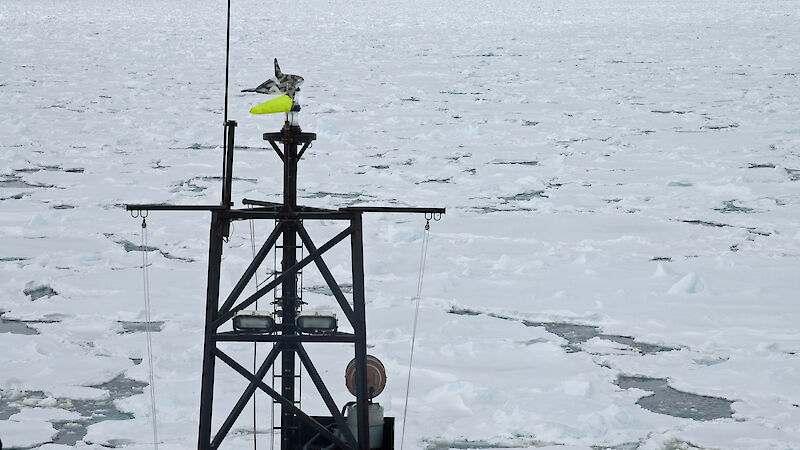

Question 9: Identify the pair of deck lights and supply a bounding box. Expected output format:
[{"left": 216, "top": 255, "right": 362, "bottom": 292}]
[{"left": 232, "top": 311, "right": 338, "bottom": 334}]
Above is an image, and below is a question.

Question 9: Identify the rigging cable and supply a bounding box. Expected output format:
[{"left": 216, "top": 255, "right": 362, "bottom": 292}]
[
  {"left": 400, "top": 219, "right": 431, "bottom": 450},
  {"left": 140, "top": 215, "right": 159, "bottom": 449}
]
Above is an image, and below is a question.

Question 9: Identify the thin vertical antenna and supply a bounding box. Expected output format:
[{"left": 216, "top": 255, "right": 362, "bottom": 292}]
[
  {"left": 224, "top": 0, "right": 231, "bottom": 124},
  {"left": 221, "top": 0, "right": 232, "bottom": 207}
]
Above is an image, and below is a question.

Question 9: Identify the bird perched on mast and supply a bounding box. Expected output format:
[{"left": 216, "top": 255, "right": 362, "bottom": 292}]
[{"left": 242, "top": 59, "right": 304, "bottom": 114}]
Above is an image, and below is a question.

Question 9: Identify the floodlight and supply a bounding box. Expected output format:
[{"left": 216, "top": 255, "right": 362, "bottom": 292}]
[
  {"left": 296, "top": 312, "right": 337, "bottom": 334},
  {"left": 233, "top": 311, "right": 275, "bottom": 332}
]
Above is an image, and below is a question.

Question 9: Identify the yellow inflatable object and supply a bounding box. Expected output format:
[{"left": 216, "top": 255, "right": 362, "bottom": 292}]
[{"left": 249, "top": 95, "right": 293, "bottom": 114}]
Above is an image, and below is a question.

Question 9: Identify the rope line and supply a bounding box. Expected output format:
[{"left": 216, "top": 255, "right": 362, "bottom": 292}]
[
  {"left": 400, "top": 220, "right": 431, "bottom": 450},
  {"left": 141, "top": 218, "right": 159, "bottom": 450}
]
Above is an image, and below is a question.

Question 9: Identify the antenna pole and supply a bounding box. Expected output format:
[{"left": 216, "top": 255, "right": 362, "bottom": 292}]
[{"left": 222, "top": 120, "right": 237, "bottom": 209}]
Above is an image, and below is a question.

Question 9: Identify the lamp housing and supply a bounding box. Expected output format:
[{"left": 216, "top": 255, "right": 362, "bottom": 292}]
[
  {"left": 296, "top": 312, "right": 337, "bottom": 334},
  {"left": 233, "top": 311, "right": 275, "bottom": 332}
]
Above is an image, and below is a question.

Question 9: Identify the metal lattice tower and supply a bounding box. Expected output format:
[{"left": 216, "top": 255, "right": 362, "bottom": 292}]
[{"left": 127, "top": 118, "right": 443, "bottom": 450}]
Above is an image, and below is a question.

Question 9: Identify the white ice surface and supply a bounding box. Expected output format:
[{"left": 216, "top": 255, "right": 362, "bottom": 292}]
[
  {"left": 0, "top": 419, "right": 56, "bottom": 448},
  {"left": 1, "top": 0, "right": 799, "bottom": 448}
]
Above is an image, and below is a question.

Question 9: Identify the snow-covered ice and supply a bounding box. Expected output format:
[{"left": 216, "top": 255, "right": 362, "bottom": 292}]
[{"left": 1, "top": 0, "right": 799, "bottom": 448}]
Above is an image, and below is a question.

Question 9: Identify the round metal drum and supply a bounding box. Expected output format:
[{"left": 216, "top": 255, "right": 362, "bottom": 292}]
[{"left": 345, "top": 355, "right": 387, "bottom": 399}]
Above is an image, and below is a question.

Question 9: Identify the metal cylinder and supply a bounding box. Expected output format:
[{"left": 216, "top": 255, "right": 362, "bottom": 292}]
[{"left": 346, "top": 403, "right": 384, "bottom": 449}]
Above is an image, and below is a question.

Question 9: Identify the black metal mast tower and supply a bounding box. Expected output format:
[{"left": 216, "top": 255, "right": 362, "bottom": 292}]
[{"left": 127, "top": 117, "right": 444, "bottom": 449}]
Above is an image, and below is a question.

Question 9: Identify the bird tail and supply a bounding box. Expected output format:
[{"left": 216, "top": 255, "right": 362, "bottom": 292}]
[{"left": 274, "top": 58, "right": 283, "bottom": 78}]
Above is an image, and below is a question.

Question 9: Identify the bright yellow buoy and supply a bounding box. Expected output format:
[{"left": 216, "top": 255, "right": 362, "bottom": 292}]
[{"left": 249, "top": 94, "right": 293, "bottom": 114}]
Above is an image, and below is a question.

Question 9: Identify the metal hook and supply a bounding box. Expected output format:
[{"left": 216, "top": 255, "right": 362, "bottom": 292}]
[
  {"left": 433, "top": 213, "right": 442, "bottom": 221},
  {"left": 131, "top": 210, "right": 140, "bottom": 218},
  {"left": 141, "top": 210, "right": 149, "bottom": 219},
  {"left": 425, "top": 212, "right": 433, "bottom": 221}
]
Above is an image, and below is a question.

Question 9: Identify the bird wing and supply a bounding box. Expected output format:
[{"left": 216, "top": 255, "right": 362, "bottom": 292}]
[{"left": 242, "top": 77, "right": 281, "bottom": 94}]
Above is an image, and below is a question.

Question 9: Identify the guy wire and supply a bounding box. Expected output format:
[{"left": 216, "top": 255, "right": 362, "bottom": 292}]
[
  {"left": 400, "top": 220, "right": 431, "bottom": 450},
  {"left": 141, "top": 218, "right": 159, "bottom": 449}
]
